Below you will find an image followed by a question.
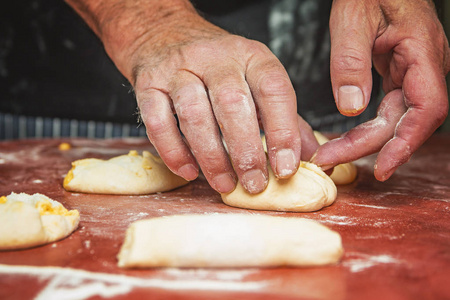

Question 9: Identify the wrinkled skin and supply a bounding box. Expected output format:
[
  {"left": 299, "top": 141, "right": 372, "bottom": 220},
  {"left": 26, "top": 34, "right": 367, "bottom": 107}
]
[
  {"left": 66, "top": 0, "right": 449, "bottom": 194},
  {"left": 312, "top": 0, "right": 450, "bottom": 181}
]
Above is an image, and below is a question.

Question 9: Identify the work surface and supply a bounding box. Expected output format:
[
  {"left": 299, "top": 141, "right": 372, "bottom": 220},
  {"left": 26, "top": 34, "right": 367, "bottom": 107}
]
[{"left": 0, "top": 134, "right": 449, "bottom": 300}]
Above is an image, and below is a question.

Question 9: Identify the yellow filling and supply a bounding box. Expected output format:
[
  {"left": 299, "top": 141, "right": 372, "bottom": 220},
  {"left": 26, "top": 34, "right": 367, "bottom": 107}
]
[
  {"left": 1, "top": 195, "right": 78, "bottom": 217},
  {"left": 58, "top": 142, "right": 72, "bottom": 151},
  {"left": 63, "top": 169, "right": 74, "bottom": 187},
  {"left": 128, "top": 150, "right": 139, "bottom": 156},
  {"left": 35, "top": 199, "right": 78, "bottom": 217}
]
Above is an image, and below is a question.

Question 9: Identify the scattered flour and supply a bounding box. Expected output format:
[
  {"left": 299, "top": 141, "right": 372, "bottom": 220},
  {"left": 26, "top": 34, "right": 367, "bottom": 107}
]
[
  {"left": 348, "top": 203, "right": 391, "bottom": 210},
  {"left": 163, "top": 268, "right": 257, "bottom": 281},
  {"left": 124, "top": 212, "right": 150, "bottom": 222},
  {"left": 0, "top": 264, "right": 266, "bottom": 300},
  {"left": 84, "top": 240, "right": 91, "bottom": 249},
  {"left": 317, "top": 215, "right": 357, "bottom": 226},
  {"left": 343, "top": 253, "right": 401, "bottom": 273}
]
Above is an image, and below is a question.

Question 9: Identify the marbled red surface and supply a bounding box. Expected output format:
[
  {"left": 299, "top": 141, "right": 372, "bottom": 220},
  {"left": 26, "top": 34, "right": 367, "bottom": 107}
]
[{"left": 0, "top": 135, "right": 449, "bottom": 300}]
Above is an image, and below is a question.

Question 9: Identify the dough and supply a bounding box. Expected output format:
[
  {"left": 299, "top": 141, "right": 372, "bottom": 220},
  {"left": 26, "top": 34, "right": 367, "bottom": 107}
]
[
  {"left": 313, "top": 132, "right": 357, "bottom": 185},
  {"left": 63, "top": 150, "right": 189, "bottom": 195},
  {"left": 221, "top": 161, "right": 337, "bottom": 212},
  {"left": 117, "top": 214, "right": 343, "bottom": 268},
  {"left": 0, "top": 192, "right": 80, "bottom": 250}
]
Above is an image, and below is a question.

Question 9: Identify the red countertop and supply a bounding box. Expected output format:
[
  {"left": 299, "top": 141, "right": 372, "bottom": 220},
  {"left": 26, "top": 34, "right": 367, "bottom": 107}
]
[{"left": 0, "top": 134, "right": 449, "bottom": 300}]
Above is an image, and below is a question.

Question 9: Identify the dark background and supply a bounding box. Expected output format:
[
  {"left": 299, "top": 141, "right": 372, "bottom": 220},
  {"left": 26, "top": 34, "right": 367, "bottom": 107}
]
[{"left": 0, "top": 0, "right": 448, "bottom": 130}]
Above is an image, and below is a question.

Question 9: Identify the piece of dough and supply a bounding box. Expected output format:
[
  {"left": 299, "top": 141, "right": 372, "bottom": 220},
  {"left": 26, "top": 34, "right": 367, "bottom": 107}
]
[
  {"left": 221, "top": 161, "right": 337, "bottom": 212},
  {"left": 0, "top": 192, "right": 80, "bottom": 250},
  {"left": 117, "top": 214, "right": 343, "bottom": 268},
  {"left": 313, "top": 132, "right": 357, "bottom": 185},
  {"left": 63, "top": 150, "right": 189, "bottom": 195}
]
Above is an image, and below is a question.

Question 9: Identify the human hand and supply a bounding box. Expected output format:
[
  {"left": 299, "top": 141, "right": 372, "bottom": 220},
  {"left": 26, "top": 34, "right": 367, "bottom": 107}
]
[
  {"left": 312, "top": 0, "right": 450, "bottom": 181},
  {"left": 93, "top": 1, "right": 313, "bottom": 194}
]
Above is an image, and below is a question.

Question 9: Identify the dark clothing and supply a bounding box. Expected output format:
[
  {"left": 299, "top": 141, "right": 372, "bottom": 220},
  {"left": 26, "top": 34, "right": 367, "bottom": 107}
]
[{"left": 0, "top": 0, "right": 381, "bottom": 139}]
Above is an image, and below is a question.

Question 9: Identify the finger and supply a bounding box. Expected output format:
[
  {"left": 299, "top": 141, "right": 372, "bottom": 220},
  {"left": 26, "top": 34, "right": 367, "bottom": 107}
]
[
  {"left": 204, "top": 65, "right": 268, "bottom": 194},
  {"left": 297, "top": 115, "right": 319, "bottom": 161},
  {"left": 311, "top": 89, "right": 407, "bottom": 169},
  {"left": 136, "top": 87, "right": 199, "bottom": 181},
  {"left": 374, "top": 64, "right": 449, "bottom": 181},
  {"left": 170, "top": 72, "right": 237, "bottom": 193},
  {"left": 246, "top": 50, "right": 301, "bottom": 178},
  {"left": 329, "top": 0, "right": 378, "bottom": 116}
]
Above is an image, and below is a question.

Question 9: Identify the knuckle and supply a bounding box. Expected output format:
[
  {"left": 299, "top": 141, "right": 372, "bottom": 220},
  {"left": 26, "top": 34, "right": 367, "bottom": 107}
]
[
  {"left": 189, "top": 142, "right": 230, "bottom": 176},
  {"left": 160, "top": 147, "right": 187, "bottom": 168},
  {"left": 213, "top": 87, "right": 249, "bottom": 108},
  {"left": 266, "top": 128, "right": 296, "bottom": 143},
  {"left": 145, "top": 114, "right": 173, "bottom": 137},
  {"left": 134, "top": 69, "right": 161, "bottom": 92},
  {"left": 233, "top": 148, "right": 262, "bottom": 172},
  {"left": 227, "top": 35, "right": 268, "bottom": 52},
  {"left": 332, "top": 51, "right": 369, "bottom": 74},
  {"left": 176, "top": 101, "right": 208, "bottom": 126},
  {"left": 198, "top": 153, "right": 226, "bottom": 174},
  {"left": 264, "top": 128, "right": 298, "bottom": 153},
  {"left": 257, "top": 73, "right": 293, "bottom": 99},
  {"left": 246, "top": 39, "right": 271, "bottom": 55}
]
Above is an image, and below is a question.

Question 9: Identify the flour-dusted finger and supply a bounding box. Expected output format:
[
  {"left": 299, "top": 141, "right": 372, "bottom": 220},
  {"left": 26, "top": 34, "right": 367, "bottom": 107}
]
[
  {"left": 205, "top": 63, "right": 268, "bottom": 194},
  {"left": 170, "top": 72, "right": 236, "bottom": 193},
  {"left": 137, "top": 87, "right": 199, "bottom": 181},
  {"left": 246, "top": 45, "right": 301, "bottom": 179}
]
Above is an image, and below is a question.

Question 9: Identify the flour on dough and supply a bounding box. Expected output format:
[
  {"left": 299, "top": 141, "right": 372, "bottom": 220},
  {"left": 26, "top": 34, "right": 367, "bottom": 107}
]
[
  {"left": 117, "top": 214, "right": 343, "bottom": 268},
  {"left": 220, "top": 135, "right": 337, "bottom": 212},
  {"left": 313, "top": 131, "right": 357, "bottom": 185},
  {"left": 63, "top": 150, "right": 189, "bottom": 195},
  {"left": 0, "top": 192, "right": 80, "bottom": 250},
  {"left": 222, "top": 160, "right": 337, "bottom": 212}
]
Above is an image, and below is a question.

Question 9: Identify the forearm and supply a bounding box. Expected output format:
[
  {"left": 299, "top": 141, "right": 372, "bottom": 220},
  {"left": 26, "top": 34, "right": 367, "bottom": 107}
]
[{"left": 64, "top": 0, "right": 198, "bottom": 81}]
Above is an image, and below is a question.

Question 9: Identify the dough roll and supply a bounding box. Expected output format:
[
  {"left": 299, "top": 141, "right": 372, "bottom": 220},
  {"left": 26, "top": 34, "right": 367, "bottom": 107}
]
[{"left": 118, "top": 214, "right": 343, "bottom": 268}]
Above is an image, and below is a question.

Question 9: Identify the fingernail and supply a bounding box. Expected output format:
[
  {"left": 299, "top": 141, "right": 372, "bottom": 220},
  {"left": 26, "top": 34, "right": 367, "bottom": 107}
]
[
  {"left": 310, "top": 151, "right": 318, "bottom": 163},
  {"left": 379, "top": 167, "right": 396, "bottom": 182},
  {"left": 318, "top": 164, "right": 334, "bottom": 172},
  {"left": 338, "top": 85, "right": 364, "bottom": 114},
  {"left": 212, "top": 173, "right": 236, "bottom": 194},
  {"left": 275, "top": 149, "right": 296, "bottom": 178},
  {"left": 242, "top": 169, "right": 268, "bottom": 194},
  {"left": 178, "top": 164, "right": 198, "bottom": 181}
]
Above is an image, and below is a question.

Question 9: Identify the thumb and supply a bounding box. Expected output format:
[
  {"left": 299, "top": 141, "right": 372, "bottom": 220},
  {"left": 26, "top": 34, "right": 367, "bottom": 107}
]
[{"left": 329, "top": 0, "right": 379, "bottom": 116}]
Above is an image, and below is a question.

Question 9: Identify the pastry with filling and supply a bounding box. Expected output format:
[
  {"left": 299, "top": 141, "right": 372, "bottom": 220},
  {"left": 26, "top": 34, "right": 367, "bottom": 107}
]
[
  {"left": 63, "top": 150, "right": 189, "bottom": 195},
  {"left": 0, "top": 192, "right": 80, "bottom": 250}
]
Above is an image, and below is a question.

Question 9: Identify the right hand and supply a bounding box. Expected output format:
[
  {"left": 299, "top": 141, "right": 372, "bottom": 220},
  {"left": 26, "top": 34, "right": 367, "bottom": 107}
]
[{"left": 99, "top": 3, "right": 313, "bottom": 194}]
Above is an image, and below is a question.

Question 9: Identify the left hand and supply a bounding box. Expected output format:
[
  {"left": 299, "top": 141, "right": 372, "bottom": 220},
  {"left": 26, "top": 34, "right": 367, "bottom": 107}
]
[{"left": 312, "top": 0, "right": 450, "bottom": 181}]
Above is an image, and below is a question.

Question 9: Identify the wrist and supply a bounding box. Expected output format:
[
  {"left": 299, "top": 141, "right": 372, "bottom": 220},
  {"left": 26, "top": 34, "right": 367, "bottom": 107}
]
[{"left": 66, "top": 0, "right": 199, "bottom": 81}]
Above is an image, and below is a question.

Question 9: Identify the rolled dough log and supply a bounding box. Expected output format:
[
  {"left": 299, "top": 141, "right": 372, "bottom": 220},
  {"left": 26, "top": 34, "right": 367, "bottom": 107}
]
[
  {"left": 313, "top": 132, "right": 357, "bottom": 185},
  {"left": 63, "top": 150, "right": 189, "bottom": 195},
  {"left": 221, "top": 161, "right": 337, "bottom": 212},
  {"left": 117, "top": 214, "right": 343, "bottom": 268},
  {"left": 0, "top": 192, "right": 80, "bottom": 250}
]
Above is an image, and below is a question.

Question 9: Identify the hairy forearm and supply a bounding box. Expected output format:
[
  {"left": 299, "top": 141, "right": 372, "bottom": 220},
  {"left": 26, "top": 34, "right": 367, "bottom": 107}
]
[{"left": 64, "top": 0, "right": 198, "bottom": 80}]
